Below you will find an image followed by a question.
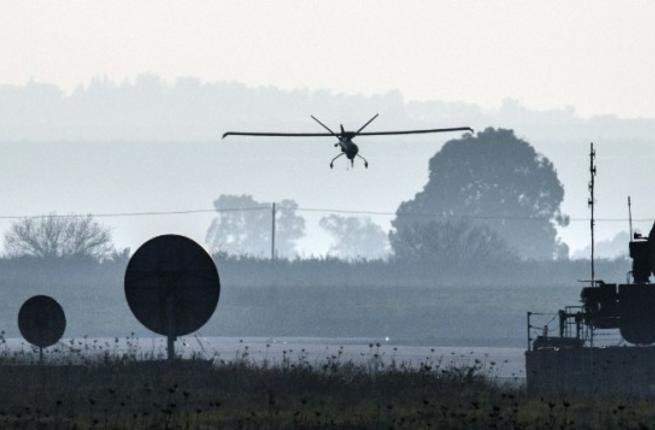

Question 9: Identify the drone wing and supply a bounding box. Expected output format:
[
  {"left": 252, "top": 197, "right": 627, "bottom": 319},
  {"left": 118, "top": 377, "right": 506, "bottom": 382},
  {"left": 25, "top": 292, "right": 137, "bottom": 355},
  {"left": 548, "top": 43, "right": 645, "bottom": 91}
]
[
  {"left": 222, "top": 131, "right": 335, "bottom": 139},
  {"left": 356, "top": 127, "right": 474, "bottom": 136}
]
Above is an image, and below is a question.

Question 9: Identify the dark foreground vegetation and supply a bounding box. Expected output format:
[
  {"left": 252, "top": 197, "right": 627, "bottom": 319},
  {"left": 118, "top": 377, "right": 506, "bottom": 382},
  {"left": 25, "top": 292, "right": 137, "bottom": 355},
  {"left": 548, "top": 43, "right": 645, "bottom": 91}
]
[{"left": 0, "top": 351, "right": 652, "bottom": 429}]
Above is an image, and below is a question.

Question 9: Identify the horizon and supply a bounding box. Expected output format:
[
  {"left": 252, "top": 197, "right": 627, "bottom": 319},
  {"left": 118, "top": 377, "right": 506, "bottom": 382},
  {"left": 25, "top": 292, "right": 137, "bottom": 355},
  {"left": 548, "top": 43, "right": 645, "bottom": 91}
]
[
  {"left": 3, "top": 74, "right": 654, "bottom": 122},
  {"left": 1, "top": 1, "right": 654, "bottom": 118}
]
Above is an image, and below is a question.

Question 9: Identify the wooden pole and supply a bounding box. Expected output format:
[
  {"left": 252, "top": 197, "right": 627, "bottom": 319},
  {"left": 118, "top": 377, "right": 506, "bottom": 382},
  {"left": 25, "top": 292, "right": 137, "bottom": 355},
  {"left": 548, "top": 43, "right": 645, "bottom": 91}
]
[{"left": 271, "top": 202, "right": 276, "bottom": 260}]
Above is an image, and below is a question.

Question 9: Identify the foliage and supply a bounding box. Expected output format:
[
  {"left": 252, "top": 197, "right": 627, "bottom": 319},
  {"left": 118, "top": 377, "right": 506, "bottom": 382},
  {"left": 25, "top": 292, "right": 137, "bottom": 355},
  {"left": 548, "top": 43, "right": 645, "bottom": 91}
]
[
  {"left": 390, "top": 218, "right": 515, "bottom": 266},
  {"left": 392, "top": 128, "right": 568, "bottom": 260},
  {"left": 0, "top": 350, "right": 653, "bottom": 429},
  {"left": 0, "top": 351, "right": 495, "bottom": 429},
  {"left": 3, "top": 214, "right": 115, "bottom": 260},
  {"left": 206, "top": 195, "right": 305, "bottom": 258},
  {"left": 319, "top": 215, "right": 389, "bottom": 260}
]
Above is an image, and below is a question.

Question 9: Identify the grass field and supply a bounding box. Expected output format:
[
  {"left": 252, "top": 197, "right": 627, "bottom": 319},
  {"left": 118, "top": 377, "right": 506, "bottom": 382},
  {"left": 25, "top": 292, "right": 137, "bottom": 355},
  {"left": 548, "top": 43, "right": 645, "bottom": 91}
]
[{"left": 0, "top": 347, "right": 652, "bottom": 430}]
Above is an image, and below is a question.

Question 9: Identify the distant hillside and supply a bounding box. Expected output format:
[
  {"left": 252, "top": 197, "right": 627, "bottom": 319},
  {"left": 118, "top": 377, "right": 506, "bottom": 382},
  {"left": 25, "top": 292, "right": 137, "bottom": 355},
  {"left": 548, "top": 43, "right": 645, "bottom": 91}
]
[{"left": 1, "top": 75, "right": 654, "bottom": 142}]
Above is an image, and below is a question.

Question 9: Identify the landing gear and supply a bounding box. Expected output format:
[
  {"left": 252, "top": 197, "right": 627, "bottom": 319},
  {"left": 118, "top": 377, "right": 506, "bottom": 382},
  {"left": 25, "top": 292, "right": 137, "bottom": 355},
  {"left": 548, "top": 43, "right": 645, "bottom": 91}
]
[
  {"left": 329, "top": 153, "right": 369, "bottom": 168},
  {"left": 330, "top": 153, "right": 344, "bottom": 169},
  {"left": 357, "top": 154, "right": 369, "bottom": 169}
]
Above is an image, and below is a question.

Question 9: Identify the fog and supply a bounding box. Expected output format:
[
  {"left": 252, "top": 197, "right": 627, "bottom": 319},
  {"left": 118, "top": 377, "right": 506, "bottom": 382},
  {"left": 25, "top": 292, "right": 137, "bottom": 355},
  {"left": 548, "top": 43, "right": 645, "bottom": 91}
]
[
  {"left": 0, "top": 78, "right": 644, "bottom": 346},
  {"left": 0, "top": 76, "right": 653, "bottom": 257}
]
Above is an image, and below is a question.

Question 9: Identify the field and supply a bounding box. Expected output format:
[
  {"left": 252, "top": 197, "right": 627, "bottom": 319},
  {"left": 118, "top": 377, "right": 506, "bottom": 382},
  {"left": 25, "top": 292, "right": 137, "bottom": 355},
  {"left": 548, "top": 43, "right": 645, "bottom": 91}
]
[
  {"left": 0, "top": 345, "right": 652, "bottom": 430},
  {"left": 0, "top": 257, "right": 637, "bottom": 428}
]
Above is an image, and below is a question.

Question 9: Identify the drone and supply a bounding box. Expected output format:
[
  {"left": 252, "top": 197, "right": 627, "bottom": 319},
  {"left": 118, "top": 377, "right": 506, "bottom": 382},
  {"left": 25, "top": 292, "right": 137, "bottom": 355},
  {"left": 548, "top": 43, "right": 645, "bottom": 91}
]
[{"left": 222, "top": 114, "right": 473, "bottom": 168}]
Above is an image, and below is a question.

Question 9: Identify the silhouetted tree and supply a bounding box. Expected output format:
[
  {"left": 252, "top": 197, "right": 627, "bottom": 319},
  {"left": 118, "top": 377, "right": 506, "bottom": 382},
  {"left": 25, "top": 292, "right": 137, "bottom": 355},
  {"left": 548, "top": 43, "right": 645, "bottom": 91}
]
[
  {"left": 392, "top": 128, "right": 568, "bottom": 260},
  {"left": 206, "top": 194, "right": 305, "bottom": 258},
  {"left": 390, "top": 218, "right": 515, "bottom": 266},
  {"left": 319, "top": 215, "right": 389, "bottom": 260},
  {"left": 571, "top": 231, "right": 628, "bottom": 260},
  {"left": 4, "top": 214, "right": 115, "bottom": 260}
]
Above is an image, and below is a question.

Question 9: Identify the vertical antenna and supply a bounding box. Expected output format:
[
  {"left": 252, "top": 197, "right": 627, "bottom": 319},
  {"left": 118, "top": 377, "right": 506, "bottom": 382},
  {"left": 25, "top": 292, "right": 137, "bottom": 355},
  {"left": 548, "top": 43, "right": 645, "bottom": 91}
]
[
  {"left": 271, "top": 202, "right": 276, "bottom": 260},
  {"left": 628, "top": 196, "right": 633, "bottom": 240},
  {"left": 588, "top": 142, "right": 596, "bottom": 285}
]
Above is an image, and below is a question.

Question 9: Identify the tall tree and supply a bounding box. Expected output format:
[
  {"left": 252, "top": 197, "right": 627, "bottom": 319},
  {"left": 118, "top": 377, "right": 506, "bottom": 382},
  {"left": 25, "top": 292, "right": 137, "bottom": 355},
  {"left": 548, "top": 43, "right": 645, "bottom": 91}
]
[
  {"left": 206, "top": 194, "right": 305, "bottom": 258},
  {"left": 4, "top": 214, "right": 115, "bottom": 260},
  {"left": 319, "top": 215, "right": 389, "bottom": 260},
  {"left": 392, "top": 128, "right": 568, "bottom": 260}
]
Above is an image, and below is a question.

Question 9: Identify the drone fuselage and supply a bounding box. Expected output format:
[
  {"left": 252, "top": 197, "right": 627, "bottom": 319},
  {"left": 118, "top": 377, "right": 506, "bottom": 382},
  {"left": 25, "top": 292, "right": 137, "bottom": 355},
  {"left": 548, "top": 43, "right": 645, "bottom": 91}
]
[{"left": 338, "top": 135, "right": 359, "bottom": 161}]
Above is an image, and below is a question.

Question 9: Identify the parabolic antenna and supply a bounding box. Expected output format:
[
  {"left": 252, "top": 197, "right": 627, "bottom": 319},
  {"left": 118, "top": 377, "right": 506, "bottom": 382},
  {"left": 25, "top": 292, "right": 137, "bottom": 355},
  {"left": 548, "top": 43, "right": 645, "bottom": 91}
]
[
  {"left": 124, "top": 234, "right": 220, "bottom": 360},
  {"left": 18, "top": 295, "right": 66, "bottom": 350}
]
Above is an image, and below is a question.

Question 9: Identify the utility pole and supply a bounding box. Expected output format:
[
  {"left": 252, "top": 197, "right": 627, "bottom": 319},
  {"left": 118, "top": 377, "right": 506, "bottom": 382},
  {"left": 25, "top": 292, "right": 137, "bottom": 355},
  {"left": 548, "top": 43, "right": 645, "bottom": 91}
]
[
  {"left": 588, "top": 142, "right": 596, "bottom": 286},
  {"left": 271, "top": 202, "right": 276, "bottom": 260}
]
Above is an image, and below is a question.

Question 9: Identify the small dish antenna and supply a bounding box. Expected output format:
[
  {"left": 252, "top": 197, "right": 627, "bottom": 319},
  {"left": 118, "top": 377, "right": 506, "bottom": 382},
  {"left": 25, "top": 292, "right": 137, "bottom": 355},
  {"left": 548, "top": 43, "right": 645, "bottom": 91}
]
[
  {"left": 18, "top": 295, "right": 66, "bottom": 362},
  {"left": 124, "top": 234, "right": 220, "bottom": 361}
]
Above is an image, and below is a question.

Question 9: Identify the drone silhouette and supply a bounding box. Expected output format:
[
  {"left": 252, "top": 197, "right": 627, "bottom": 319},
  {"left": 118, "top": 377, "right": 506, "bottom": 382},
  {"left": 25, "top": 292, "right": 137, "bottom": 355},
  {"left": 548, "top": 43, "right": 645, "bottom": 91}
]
[{"left": 222, "top": 114, "right": 473, "bottom": 168}]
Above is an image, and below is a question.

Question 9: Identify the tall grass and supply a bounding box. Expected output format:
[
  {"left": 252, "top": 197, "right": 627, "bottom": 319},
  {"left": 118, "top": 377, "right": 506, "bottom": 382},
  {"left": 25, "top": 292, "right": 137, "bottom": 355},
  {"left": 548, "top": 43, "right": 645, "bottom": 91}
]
[{"left": 0, "top": 341, "right": 651, "bottom": 429}]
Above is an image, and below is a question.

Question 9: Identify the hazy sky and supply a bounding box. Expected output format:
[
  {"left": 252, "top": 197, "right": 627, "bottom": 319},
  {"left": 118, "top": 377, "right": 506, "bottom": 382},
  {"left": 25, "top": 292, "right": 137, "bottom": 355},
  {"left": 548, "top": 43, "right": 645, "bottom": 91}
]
[{"left": 1, "top": 0, "right": 654, "bottom": 118}]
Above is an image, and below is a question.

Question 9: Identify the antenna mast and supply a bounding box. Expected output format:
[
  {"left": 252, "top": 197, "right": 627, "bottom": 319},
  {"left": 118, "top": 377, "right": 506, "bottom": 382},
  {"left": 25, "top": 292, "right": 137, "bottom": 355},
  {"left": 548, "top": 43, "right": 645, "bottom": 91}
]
[
  {"left": 588, "top": 142, "right": 597, "bottom": 285},
  {"left": 628, "top": 196, "right": 633, "bottom": 240}
]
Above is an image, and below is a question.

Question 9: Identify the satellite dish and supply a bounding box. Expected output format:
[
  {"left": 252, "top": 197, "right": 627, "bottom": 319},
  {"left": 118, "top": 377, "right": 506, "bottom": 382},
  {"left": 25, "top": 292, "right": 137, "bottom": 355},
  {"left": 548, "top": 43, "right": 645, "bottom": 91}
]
[
  {"left": 18, "top": 295, "right": 66, "bottom": 358},
  {"left": 124, "top": 234, "right": 220, "bottom": 360}
]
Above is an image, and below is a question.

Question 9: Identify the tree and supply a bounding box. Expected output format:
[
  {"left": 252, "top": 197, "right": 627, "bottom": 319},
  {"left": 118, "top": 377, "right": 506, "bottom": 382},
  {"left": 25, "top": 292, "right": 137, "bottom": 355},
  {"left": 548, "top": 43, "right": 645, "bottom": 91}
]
[
  {"left": 206, "top": 194, "right": 305, "bottom": 258},
  {"left": 4, "top": 214, "right": 115, "bottom": 260},
  {"left": 571, "top": 231, "right": 629, "bottom": 260},
  {"left": 392, "top": 128, "right": 568, "bottom": 260},
  {"left": 319, "top": 215, "right": 389, "bottom": 260},
  {"left": 390, "top": 218, "right": 515, "bottom": 266}
]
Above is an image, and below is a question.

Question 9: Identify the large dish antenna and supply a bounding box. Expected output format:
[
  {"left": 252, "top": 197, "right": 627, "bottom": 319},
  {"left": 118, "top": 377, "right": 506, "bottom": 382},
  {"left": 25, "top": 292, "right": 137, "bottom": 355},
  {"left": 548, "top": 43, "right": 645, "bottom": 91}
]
[{"left": 124, "top": 234, "right": 220, "bottom": 360}]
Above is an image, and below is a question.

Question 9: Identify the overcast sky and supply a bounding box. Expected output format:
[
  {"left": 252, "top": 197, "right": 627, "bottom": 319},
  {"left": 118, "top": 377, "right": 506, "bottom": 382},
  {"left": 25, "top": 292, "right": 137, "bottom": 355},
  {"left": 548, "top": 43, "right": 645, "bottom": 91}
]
[{"left": 1, "top": 0, "right": 654, "bottom": 118}]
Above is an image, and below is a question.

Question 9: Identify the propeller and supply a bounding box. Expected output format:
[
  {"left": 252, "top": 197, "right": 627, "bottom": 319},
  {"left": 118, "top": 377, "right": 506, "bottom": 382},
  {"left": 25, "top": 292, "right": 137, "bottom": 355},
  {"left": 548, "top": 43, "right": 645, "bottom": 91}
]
[
  {"left": 310, "top": 115, "right": 339, "bottom": 137},
  {"left": 355, "top": 113, "right": 379, "bottom": 135}
]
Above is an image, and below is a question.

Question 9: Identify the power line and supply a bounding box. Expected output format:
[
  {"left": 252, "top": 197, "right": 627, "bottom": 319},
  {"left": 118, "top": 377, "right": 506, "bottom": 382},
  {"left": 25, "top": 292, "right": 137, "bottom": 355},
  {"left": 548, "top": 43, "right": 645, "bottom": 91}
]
[
  {"left": 0, "top": 206, "right": 651, "bottom": 223},
  {"left": 0, "top": 207, "right": 260, "bottom": 220}
]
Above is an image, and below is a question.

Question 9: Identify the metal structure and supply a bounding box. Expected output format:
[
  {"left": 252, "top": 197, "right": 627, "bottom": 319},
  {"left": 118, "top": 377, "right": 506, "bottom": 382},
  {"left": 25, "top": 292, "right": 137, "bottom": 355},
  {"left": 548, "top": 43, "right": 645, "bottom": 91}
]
[
  {"left": 124, "top": 234, "right": 220, "bottom": 361},
  {"left": 18, "top": 295, "right": 66, "bottom": 361},
  {"left": 589, "top": 142, "right": 596, "bottom": 285},
  {"left": 222, "top": 114, "right": 473, "bottom": 168},
  {"left": 528, "top": 143, "right": 655, "bottom": 349},
  {"left": 528, "top": 238, "right": 655, "bottom": 348}
]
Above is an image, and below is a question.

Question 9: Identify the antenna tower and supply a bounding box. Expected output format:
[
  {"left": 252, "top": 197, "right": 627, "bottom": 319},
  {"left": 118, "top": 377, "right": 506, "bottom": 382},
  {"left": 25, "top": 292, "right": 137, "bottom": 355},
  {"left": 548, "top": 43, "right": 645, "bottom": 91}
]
[
  {"left": 628, "top": 196, "right": 633, "bottom": 239},
  {"left": 588, "top": 143, "right": 597, "bottom": 285}
]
